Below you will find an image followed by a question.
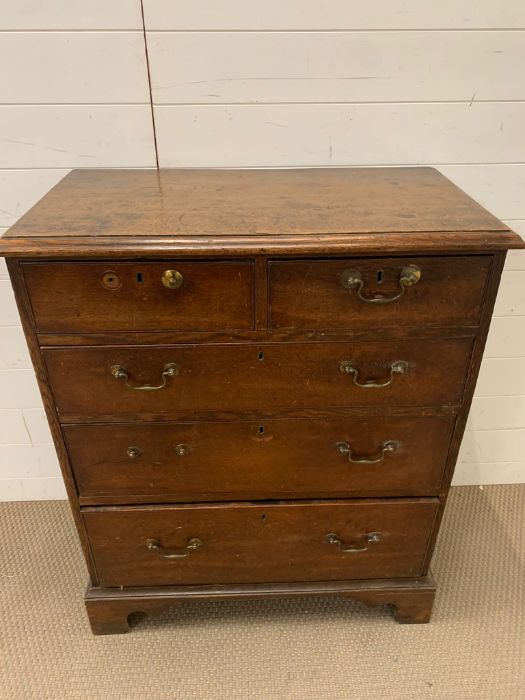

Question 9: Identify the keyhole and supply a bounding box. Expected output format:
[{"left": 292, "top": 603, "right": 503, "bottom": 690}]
[
  {"left": 258, "top": 350, "right": 264, "bottom": 362},
  {"left": 376, "top": 270, "right": 384, "bottom": 284},
  {"left": 136, "top": 272, "right": 143, "bottom": 283},
  {"left": 261, "top": 513, "right": 266, "bottom": 521},
  {"left": 258, "top": 425, "right": 265, "bottom": 435}
]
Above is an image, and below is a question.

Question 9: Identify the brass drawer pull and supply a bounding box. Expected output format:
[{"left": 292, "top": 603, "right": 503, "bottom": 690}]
[
  {"left": 340, "top": 264, "right": 421, "bottom": 303},
  {"left": 326, "top": 531, "right": 382, "bottom": 553},
  {"left": 336, "top": 439, "right": 398, "bottom": 464},
  {"left": 162, "top": 269, "right": 184, "bottom": 289},
  {"left": 146, "top": 537, "right": 202, "bottom": 559},
  {"left": 339, "top": 359, "right": 408, "bottom": 388},
  {"left": 111, "top": 362, "right": 179, "bottom": 391}
]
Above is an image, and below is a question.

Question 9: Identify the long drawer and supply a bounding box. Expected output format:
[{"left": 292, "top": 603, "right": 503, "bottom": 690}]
[
  {"left": 23, "top": 261, "right": 255, "bottom": 332},
  {"left": 82, "top": 499, "right": 439, "bottom": 587},
  {"left": 44, "top": 338, "right": 473, "bottom": 418},
  {"left": 269, "top": 255, "right": 490, "bottom": 330},
  {"left": 65, "top": 416, "right": 453, "bottom": 502}
]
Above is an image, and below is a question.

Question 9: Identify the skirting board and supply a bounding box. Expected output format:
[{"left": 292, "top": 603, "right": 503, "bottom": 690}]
[{"left": 0, "top": 476, "right": 67, "bottom": 501}]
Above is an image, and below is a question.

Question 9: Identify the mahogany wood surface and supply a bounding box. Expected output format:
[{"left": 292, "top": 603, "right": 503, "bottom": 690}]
[
  {"left": 5, "top": 260, "right": 99, "bottom": 583},
  {"left": 84, "top": 574, "right": 437, "bottom": 634},
  {"left": 2, "top": 231, "right": 522, "bottom": 259},
  {"left": 2, "top": 168, "right": 510, "bottom": 237},
  {"left": 82, "top": 499, "right": 439, "bottom": 587},
  {"left": 22, "top": 260, "right": 255, "bottom": 333},
  {"left": 64, "top": 415, "right": 453, "bottom": 502},
  {"left": 2, "top": 167, "right": 518, "bottom": 633},
  {"left": 269, "top": 255, "right": 490, "bottom": 329},
  {"left": 34, "top": 324, "right": 478, "bottom": 348},
  {"left": 43, "top": 338, "right": 473, "bottom": 418},
  {"left": 421, "top": 251, "right": 508, "bottom": 572},
  {"left": 1, "top": 168, "right": 523, "bottom": 258}
]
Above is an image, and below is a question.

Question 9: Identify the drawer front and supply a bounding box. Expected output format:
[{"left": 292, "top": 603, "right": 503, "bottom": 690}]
[
  {"left": 83, "top": 499, "right": 439, "bottom": 587},
  {"left": 44, "top": 338, "right": 472, "bottom": 418},
  {"left": 22, "top": 261, "right": 255, "bottom": 332},
  {"left": 66, "top": 416, "right": 453, "bottom": 501},
  {"left": 269, "top": 256, "right": 490, "bottom": 330}
]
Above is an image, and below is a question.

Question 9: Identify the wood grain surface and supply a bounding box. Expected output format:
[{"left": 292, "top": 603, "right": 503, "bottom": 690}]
[
  {"left": 2, "top": 168, "right": 523, "bottom": 259},
  {"left": 64, "top": 415, "right": 454, "bottom": 502},
  {"left": 82, "top": 498, "right": 439, "bottom": 587},
  {"left": 2, "top": 167, "right": 518, "bottom": 632},
  {"left": 269, "top": 255, "right": 490, "bottom": 329},
  {"left": 43, "top": 338, "right": 473, "bottom": 418},
  {"left": 23, "top": 260, "right": 255, "bottom": 333}
]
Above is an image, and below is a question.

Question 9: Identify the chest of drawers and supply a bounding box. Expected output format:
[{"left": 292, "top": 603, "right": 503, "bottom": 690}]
[{"left": 1, "top": 167, "right": 523, "bottom": 634}]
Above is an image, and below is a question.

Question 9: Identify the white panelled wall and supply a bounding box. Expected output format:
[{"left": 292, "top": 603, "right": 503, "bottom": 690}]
[
  {"left": 0, "top": 2, "right": 155, "bottom": 500},
  {"left": 0, "top": 1, "right": 524, "bottom": 500}
]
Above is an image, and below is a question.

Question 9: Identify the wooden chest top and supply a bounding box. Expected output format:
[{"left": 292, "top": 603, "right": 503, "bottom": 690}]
[{"left": 1, "top": 167, "right": 523, "bottom": 258}]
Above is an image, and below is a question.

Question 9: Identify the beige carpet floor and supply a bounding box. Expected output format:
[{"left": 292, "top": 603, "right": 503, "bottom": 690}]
[{"left": 0, "top": 485, "right": 523, "bottom": 700}]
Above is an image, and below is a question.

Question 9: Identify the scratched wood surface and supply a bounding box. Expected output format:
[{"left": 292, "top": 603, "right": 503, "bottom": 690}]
[
  {"left": 82, "top": 499, "right": 439, "bottom": 587},
  {"left": 3, "top": 167, "right": 522, "bottom": 259}
]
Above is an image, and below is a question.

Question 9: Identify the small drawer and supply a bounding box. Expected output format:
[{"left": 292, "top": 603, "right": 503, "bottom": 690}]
[
  {"left": 82, "top": 498, "right": 439, "bottom": 587},
  {"left": 43, "top": 338, "right": 472, "bottom": 419},
  {"left": 22, "top": 261, "right": 255, "bottom": 333},
  {"left": 269, "top": 256, "right": 490, "bottom": 330},
  {"left": 66, "top": 416, "right": 453, "bottom": 502}
]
